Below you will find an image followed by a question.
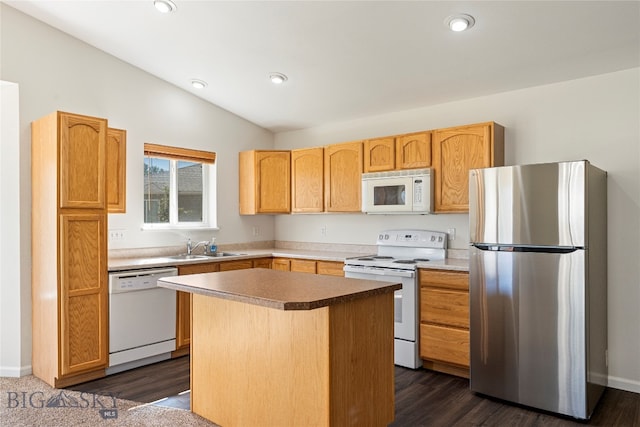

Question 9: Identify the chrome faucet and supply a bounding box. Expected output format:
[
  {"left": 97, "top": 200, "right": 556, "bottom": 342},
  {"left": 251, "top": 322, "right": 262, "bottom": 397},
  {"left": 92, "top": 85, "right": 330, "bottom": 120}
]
[{"left": 186, "top": 238, "right": 210, "bottom": 255}]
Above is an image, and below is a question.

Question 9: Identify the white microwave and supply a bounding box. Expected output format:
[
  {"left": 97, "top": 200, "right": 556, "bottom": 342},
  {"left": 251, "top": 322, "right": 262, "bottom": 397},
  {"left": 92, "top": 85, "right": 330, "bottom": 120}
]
[{"left": 361, "top": 168, "right": 433, "bottom": 214}]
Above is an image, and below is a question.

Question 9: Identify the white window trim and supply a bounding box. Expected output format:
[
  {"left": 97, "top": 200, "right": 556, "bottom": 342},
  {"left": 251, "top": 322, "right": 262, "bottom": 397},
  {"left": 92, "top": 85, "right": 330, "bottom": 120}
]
[{"left": 142, "top": 158, "right": 218, "bottom": 231}]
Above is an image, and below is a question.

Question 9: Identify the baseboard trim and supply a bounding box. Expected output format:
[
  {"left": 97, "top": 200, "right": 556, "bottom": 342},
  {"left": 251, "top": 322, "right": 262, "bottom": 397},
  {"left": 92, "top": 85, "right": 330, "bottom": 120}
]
[
  {"left": 0, "top": 364, "right": 32, "bottom": 377},
  {"left": 607, "top": 375, "right": 640, "bottom": 394}
]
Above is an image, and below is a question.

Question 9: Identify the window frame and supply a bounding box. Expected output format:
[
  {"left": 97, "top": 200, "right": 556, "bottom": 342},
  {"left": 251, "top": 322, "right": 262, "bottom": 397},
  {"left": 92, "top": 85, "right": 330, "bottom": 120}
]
[{"left": 142, "top": 143, "right": 218, "bottom": 231}]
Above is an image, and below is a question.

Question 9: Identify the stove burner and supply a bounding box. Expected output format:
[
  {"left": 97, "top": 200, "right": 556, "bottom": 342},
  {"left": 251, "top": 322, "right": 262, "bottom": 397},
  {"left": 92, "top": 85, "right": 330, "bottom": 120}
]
[
  {"left": 357, "top": 257, "right": 376, "bottom": 261},
  {"left": 413, "top": 258, "right": 430, "bottom": 262},
  {"left": 373, "top": 256, "right": 394, "bottom": 259},
  {"left": 393, "top": 260, "right": 417, "bottom": 264}
]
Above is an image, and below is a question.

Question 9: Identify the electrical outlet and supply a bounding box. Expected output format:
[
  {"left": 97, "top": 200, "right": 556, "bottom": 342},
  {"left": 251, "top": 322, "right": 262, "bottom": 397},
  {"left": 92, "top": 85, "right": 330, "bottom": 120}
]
[
  {"left": 252, "top": 226, "right": 260, "bottom": 237},
  {"left": 321, "top": 226, "right": 327, "bottom": 236},
  {"left": 447, "top": 228, "right": 456, "bottom": 241},
  {"left": 108, "top": 229, "right": 125, "bottom": 242}
]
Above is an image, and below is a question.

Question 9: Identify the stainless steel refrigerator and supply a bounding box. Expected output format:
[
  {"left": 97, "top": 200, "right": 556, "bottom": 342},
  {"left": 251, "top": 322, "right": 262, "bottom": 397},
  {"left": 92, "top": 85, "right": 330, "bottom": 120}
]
[{"left": 468, "top": 160, "right": 607, "bottom": 420}]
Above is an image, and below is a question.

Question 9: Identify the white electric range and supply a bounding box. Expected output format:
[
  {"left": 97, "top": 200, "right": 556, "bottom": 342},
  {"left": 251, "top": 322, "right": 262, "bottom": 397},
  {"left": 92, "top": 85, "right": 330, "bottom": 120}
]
[{"left": 344, "top": 229, "right": 447, "bottom": 369}]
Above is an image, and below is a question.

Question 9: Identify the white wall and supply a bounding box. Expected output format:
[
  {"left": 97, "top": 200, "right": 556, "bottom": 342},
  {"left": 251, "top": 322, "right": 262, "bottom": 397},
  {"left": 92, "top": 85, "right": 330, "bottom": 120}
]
[
  {"left": 0, "top": 4, "right": 275, "bottom": 375},
  {"left": 0, "top": 81, "right": 31, "bottom": 376},
  {"left": 275, "top": 68, "right": 640, "bottom": 393}
]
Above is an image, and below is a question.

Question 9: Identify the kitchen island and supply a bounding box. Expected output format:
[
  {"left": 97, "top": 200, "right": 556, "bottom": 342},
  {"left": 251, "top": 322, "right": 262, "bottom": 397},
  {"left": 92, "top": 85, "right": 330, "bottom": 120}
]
[{"left": 158, "top": 268, "right": 400, "bottom": 427}]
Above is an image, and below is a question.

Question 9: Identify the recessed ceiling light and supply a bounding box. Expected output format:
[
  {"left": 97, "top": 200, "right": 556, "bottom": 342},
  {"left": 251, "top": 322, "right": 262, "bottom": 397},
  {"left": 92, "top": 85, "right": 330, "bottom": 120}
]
[
  {"left": 269, "top": 73, "right": 288, "bottom": 85},
  {"left": 154, "top": 0, "right": 176, "bottom": 13},
  {"left": 191, "top": 79, "right": 207, "bottom": 89},
  {"left": 445, "top": 14, "right": 475, "bottom": 32}
]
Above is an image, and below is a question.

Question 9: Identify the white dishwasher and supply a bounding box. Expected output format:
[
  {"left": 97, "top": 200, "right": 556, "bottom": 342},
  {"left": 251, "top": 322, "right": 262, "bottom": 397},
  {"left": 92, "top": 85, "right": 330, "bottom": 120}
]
[{"left": 107, "top": 267, "right": 178, "bottom": 375}]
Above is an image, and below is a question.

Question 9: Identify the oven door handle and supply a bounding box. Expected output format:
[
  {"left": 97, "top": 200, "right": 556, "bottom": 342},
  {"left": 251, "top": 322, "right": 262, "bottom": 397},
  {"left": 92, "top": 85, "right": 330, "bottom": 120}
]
[{"left": 343, "top": 265, "right": 415, "bottom": 278}]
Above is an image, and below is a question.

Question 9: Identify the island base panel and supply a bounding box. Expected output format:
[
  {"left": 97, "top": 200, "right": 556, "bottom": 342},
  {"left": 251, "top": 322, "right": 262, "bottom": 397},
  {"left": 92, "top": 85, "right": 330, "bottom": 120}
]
[{"left": 191, "top": 292, "right": 394, "bottom": 426}]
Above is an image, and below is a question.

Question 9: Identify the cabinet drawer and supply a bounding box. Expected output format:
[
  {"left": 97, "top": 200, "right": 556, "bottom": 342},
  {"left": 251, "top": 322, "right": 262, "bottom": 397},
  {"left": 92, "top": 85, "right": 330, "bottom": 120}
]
[
  {"left": 272, "top": 258, "right": 290, "bottom": 271},
  {"left": 219, "top": 260, "right": 253, "bottom": 271},
  {"left": 290, "top": 259, "right": 316, "bottom": 273},
  {"left": 252, "top": 258, "right": 272, "bottom": 269},
  {"left": 420, "top": 324, "right": 469, "bottom": 367},
  {"left": 419, "top": 269, "right": 469, "bottom": 291},
  {"left": 178, "top": 262, "right": 219, "bottom": 275},
  {"left": 420, "top": 288, "right": 469, "bottom": 328},
  {"left": 316, "top": 261, "right": 344, "bottom": 277}
]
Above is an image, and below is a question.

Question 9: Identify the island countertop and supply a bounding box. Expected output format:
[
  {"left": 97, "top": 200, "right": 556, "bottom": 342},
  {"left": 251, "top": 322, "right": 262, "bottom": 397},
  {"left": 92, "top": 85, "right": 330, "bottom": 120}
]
[{"left": 158, "top": 267, "right": 401, "bottom": 311}]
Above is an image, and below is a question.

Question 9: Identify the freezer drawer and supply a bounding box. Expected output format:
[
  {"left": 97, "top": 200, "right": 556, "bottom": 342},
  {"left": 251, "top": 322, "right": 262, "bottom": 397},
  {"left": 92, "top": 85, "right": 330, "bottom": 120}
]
[{"left": 469, "top": 246, "right": 593, "bottom": 419}]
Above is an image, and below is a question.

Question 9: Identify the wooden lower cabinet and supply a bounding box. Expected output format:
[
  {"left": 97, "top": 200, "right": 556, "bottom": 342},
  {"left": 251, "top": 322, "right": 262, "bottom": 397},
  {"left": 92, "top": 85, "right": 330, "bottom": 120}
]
[
  {"left": 272, "top": 258, "right": 291, "bottom": 271},
  {"left": 219, "top": 259, "right": 254, "bottom": 271},
  {"left": 272, "top": 258, "right": 345, "bottom": 277},
  {"left": 316, "top": 260, "right": 345, "bottom": 277},
  {"left": 174, "top": 258, "right": 272, "bottom": 356},
  {"left": 252, "top": 258, "right": 272, "bottom": 269},
  {"left": 175, "top": 263, "right": 220, "bottom": 355},
  {"left": 419, "top": 268, "right": 470, "bottom": 378},
  {"left": 173, "top": 256, "right": 344, "bottom": 357},
  {"left": 290, "top": 259, "right": 316, "bottom": 273}
]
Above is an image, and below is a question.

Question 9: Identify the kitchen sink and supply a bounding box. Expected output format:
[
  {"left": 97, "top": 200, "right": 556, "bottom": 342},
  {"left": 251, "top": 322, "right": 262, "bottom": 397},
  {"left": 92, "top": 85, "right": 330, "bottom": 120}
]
[
  {"left": 211, "top": 252, "right": 248, "bottom": 257},
  {"left": 167, "top": 254, "right": 212, "bottom": 260},
  {"left": 166, "top": 253, "right": 248, "bottom": 260}
]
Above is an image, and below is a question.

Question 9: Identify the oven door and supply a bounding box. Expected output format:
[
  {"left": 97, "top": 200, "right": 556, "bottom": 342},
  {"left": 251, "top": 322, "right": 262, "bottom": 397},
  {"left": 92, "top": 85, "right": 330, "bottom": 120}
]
[{"left": 343, "top": 266, "right": 417, "bottom": 341}]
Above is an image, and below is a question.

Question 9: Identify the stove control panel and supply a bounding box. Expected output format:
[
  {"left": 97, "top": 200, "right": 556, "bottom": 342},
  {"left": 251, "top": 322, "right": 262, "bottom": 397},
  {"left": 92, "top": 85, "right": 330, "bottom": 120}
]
[{"left": 376, "top": 229, "right": 447, "bottom": 249}]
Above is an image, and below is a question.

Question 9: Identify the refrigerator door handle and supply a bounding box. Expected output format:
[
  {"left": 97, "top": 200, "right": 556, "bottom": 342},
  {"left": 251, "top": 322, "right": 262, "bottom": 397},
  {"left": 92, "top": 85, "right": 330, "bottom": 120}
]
[{"left": 471, "top": 244, "right": 579, "bottom": 254}]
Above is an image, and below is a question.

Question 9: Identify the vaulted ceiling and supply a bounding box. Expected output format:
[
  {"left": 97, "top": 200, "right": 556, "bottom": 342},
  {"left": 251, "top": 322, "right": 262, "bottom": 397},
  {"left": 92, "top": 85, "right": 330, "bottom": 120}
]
[{"left": 5, "top": 1, "right": 640, "bottom": 132}]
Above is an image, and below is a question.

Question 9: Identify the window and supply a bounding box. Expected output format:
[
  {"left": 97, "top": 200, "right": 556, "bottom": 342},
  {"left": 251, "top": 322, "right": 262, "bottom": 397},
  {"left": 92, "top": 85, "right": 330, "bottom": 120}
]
[{"left": 143, "top": 143, "right": 217, "bottom": 229}]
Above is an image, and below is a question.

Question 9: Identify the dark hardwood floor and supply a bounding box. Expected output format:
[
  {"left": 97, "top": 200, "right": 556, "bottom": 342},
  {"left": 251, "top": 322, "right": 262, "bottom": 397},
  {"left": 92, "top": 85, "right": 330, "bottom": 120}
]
[{"left": 69, "top": 356, "right": 639, "bottom": 426}]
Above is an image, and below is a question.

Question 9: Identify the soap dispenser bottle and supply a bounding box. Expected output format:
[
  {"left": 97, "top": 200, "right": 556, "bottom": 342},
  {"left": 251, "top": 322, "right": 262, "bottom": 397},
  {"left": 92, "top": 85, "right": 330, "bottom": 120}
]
[{"left": 209, "top": 237, "right": 218, "bottom": 256}]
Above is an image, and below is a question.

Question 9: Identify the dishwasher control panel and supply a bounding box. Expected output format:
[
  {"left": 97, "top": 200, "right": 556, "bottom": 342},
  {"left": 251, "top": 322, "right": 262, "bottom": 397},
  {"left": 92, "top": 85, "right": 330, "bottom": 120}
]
[{"left": 109, "top": 267, "right": 178, "bottom": 294}]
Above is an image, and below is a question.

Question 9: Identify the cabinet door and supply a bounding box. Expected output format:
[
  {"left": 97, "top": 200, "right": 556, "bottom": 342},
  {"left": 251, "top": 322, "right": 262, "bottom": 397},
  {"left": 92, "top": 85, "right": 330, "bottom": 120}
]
[
  {"left": 324, "top": 141, "right": 363, "bottom": 212},
  {"left": 176, "top": 263, "right": 220, "bottom": 351},
  {"left": 291, "top": 147, "right": 324, "bottom": 213},
  {"left": 272, "top": 258, "right": 291, "bottom": 271},
  {"left": 290, "top": 259, "right": 316, "bottom": 274},
  {"left": 176, "top": 291, "right": 192, "bottom": 350},
  {"left": 363, "top": 137, "right": 395, "bottom": 172},
  {"left": 396, "top": 132, "right": 431, "bottom": 169},
  {"left": 106, "top": 128, "right": 126, "bottom": 213},
  {"left": 59, "top": 112, "right": 107, "bottom": 209},
  {"left": 257, "top": 151, "right": 291, "bottom": 213},
  {"left": 239, "top": 150, "right": 291, "bottom": 214},
  {"left": 59, "top": 214, "right": 107, "bottom": 376},
  {"left": 432, "top": 122, "right": 503, "bottom": 212}
]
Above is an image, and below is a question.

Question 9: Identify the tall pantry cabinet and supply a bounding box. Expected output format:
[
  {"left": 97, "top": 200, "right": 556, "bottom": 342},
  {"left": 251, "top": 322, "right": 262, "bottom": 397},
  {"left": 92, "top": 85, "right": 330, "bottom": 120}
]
[{"left": 32, "top": 111, "right": 109, "bottom": 387}]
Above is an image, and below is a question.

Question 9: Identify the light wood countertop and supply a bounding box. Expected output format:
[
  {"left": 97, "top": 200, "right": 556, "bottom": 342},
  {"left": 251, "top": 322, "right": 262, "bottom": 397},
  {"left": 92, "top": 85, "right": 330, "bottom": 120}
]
[{"left": 158, "top": 268, "right": 401, "bottom": 310}]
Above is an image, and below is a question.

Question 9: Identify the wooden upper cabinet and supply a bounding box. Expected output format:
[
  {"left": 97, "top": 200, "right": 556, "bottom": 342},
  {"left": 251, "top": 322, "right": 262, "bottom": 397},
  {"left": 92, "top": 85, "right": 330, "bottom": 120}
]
[
  {"left": 239, "top": 150, "right": 291, "bottom": 214},
  {"left": 363, "top": 137, "right": 395, "bottom": 172},
  {"left": 106, "top": 128, "right": 126, "bottom": 213},
  {"left": 432, "top": 122, "right": 504, "bottom": 213},
  {"left": 58, "top": 112, "right": 107, "bottom": 209},
  {"left": 291, "top": 147, "right": 324, "bottom": 213},
  {"left": 324, "top": 141, "right": 363, "bottom": 212},
  {"left": 396, "top": 132, "right": 431, "bottom": 169}
]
